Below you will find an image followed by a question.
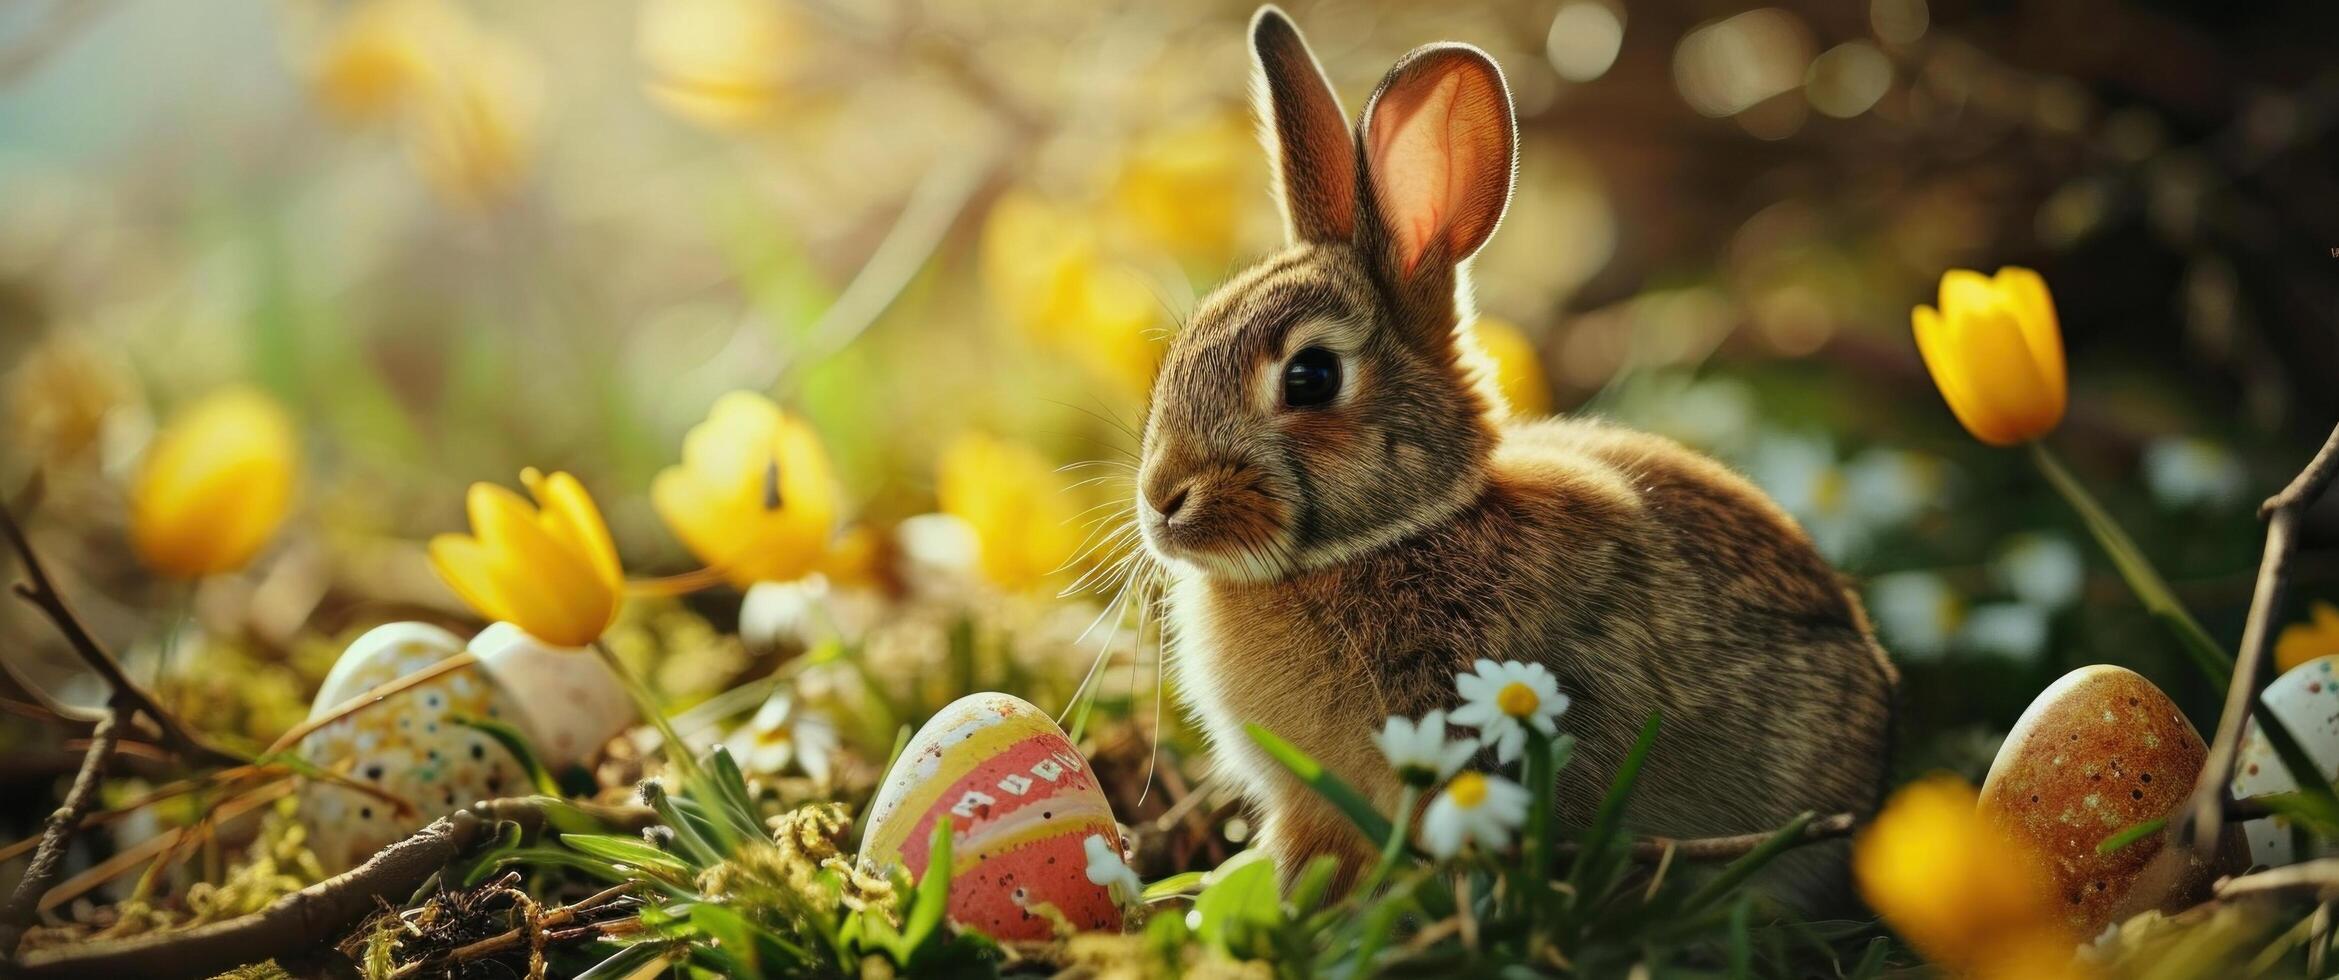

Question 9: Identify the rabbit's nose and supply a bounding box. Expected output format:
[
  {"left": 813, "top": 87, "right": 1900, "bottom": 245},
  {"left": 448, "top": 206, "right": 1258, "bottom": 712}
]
[{"left": 1151, "top": 482, "right": 1192, "bottom": 522}]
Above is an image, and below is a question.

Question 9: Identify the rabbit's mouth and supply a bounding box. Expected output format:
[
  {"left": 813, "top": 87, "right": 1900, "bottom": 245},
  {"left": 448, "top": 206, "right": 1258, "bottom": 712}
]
[{"left": 1137, "top": 468, "right": 1296, "bottom": 583}]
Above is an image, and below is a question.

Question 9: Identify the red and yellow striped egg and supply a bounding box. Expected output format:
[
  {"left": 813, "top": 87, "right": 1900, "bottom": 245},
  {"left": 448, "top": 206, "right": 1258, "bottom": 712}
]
[{"left": 858, "top": 692, "right": 1123, "bottom": 940}]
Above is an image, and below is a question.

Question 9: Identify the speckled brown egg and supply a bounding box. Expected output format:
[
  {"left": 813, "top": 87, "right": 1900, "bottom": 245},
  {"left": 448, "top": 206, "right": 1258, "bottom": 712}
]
[{"left": 1979, "top": 664, "right": 2242, "bottom": 935}]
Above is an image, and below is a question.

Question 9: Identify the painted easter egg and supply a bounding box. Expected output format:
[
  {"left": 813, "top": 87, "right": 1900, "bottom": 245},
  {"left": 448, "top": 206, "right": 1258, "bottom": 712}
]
[
  {"left": 1979, "top": 665, "right": 2243, "bottom": 935},
  {"left": 859, "top": 692, "right": 1124, "bottom": 940},
  {"left": 296, "top": 622, "right": 528, "bottom": 870},
  {"left": 2231, "top": 654, "right": 2339, "bottom": 867},
  {"left": 469, "top": 622, "right": 634, "bottom": 770}
]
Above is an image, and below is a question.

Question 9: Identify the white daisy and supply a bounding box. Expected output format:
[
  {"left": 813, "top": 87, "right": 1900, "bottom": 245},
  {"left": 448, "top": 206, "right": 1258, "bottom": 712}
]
[
  {"left": 1376, "top": 710, "right": 1480, "bottom": 788},
  {"left": 1083, "top": 834, "right": 1142, "bottom": 908},
  {"left": 2142, "top": 437, "right": 2246, "bottom": 511},
  {"left": 1991, "top": 532, "right": 2084, "bottom": 610},
  {"left": 1420, "top": 771, "right": 1532, "bottom": 858},
  {"left": 1448, "top": 659, "right": 1569, "bottom": 764},
  {"left": 723, "top": 694, "right": 841, "bottom": 785}
]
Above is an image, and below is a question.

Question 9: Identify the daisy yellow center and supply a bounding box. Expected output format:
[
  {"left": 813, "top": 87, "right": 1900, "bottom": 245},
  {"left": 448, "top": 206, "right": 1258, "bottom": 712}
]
[
  {"left": 1450, "top": 772, "right": 1488, "bottom": 808},
  {"left": 1496, "top": 681, "right": 1540, "bottom": 717}
]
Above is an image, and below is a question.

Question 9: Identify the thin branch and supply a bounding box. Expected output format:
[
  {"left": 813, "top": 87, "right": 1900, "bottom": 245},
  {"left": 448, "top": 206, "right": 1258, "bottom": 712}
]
[
  {"left": 8, "top": 798, "right": 658, "bottom": 979},
  {"left": 389, "top": 881, "right": 639, "bottom": 978},
  {"left": 1553, "top": 811, "right": 1861, "bottom": 864},
  {"left": 0, "top": 501, "right": 243, "bottom": 768},
  {"left": 2183, "top": 421, "right": 2339, "bottom": 854},
  {"left": 2215, "top": 858, "right": 2339, "bottom": 902},
  {"left": 0, "top": 706, "right": 122, "bottom": 954}
]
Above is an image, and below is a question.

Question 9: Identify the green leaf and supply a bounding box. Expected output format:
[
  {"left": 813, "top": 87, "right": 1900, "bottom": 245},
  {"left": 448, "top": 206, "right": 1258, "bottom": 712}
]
[
  {"left": 573, "top": 941, "right": 674, "bottom": 980},
  {"left": 1572, "top": 710, "right": 1661, "bottom": 895},
  {"left": 899, "top": 817, "right": 955, "bottom": 959},
  {"left": 2032, "top": 444, "right": 2230, "bottom": 685},
  {"left": 455, "top": 716, "right": 560, "bottom": 796},
  {"left": 705, "top": 745, "right": 770, "bottom": 843},
  {"left": 2249, "top": 704, "right": 2339, "bottom": 828},
  {"left": 1141, "top": 871, "right": 1205, "bottom": 902},
  {"left": 454, "top": 820, "right": 526, "bottom": 888},
  {"left": 475, "top": 846, "right": 632, "bottom": 885},
  {"left": 1245, "top": 724, "right": 1394, "bottom": 844},
  {"left": 1193, "top": 854, "right": 1281, "bottom": 955},
  {"left": 562, "top": 833, "right": 692, "bottom": 876},
  {"left": 641, "top": 782, "right": 724, "bottom": 869},
  {"left": 2096, "top": 817, "right": 2167, "bottom": 856},
  {"left": 1285, "top": 855, "right": 1342, "bottom": 915}
]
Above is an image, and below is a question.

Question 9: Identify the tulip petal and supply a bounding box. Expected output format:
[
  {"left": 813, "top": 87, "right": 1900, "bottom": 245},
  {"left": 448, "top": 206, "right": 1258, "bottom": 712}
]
[
  {"left": 525, "top": 469, "right": 622, "bottom": 593},
  {"left": 429, "top": 533, "right": 519, "bottom": 626},
  {"left": 464, "top": 481, "right": 611, "bottom": 644},
  {"left": 1991, "top": 266, "right": 2066, "bottom": 416},
  {"left": 1913, "top": 304, "right": 2015, "bottom": 446},
  {"left": 1952, "top": 305, "right": 2059, "bottom": 446}
]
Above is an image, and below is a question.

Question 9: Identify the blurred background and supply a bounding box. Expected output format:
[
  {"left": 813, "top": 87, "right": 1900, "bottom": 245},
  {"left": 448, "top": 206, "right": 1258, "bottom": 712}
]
[{"left": 2, "top": 0, "right": 2338, "bottom": 878}]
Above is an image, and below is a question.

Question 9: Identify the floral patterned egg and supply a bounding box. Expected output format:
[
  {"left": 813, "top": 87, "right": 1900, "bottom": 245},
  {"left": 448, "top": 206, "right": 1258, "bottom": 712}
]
[
  {"left": 468, "top": 622, "right": 633, "bottom": 770},
  {"left": 296, "top": 622, "right": 528, "bottom": 871},
  {"left": 859, "top": 692, "right": 1124, "bottom": 940},
  {"left": 2231, "top": 655, "right": 2339, "bottom": 867},
  {"left": 1978, "top": 665, "right": 2243, "bottom": 936}
]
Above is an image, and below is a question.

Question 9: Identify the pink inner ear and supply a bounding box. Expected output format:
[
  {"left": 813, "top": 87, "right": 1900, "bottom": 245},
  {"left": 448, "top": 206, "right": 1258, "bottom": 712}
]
[{"left": 1368, "top": 60, "right": 1508, "bottom": 278}]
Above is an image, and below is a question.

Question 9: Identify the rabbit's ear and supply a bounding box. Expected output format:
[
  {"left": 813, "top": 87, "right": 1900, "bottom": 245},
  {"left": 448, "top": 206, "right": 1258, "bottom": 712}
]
[
  {"left": 1357, "top": 44, "right": 1516, "bottom": 282},
  {"left": 1250, "top": 6, "right": 1355, "bottom": 244}
]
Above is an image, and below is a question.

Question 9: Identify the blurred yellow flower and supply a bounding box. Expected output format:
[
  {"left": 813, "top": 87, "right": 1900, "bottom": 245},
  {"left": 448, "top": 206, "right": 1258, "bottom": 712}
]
[
  {"left": 129, "top": 387, "right": 298, "bottom": 579},
  {"left": 1855, "top": 774, "right": 2083, "bottom": 978},
  {"left": 1465, "top": 316, "right": 1552, "bottom": 418},
  {"left": 2277, "top": 601, "right": 2339, "bottom": 674},
  {"left": 1912, "top": 267, "right": 2067, "bottom": 447},
  {"left": 430, "top": 468, "right": 623, "bottom": 647},
  {"left": 1112, "top": 114, "right": 1256, "bottom": 262},
  {"left": 638, "top": 0, "right": 795, "bottom": 129},
  {"left": 653, "top": 392, "right": 841, "bottom": 589},
  {"left": 304, "top": 0, "right": 541, "bottom": 205},
  {"left": 982, "top": 189, "right": 1164, "bottom": 398},
  {"left": 403, "top": 32, "right": 543, "bottom": 206},
  {"left": 936, "top": 432, "right": 1083, "bottom": 592}
]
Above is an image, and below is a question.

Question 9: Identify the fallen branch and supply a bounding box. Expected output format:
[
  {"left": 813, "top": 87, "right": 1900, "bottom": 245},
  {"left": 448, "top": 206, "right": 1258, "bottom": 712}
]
[
  {"left": 2183, "top": 421, "right": 2339, "bottom": 854},
  {"left": 0, "top": 707, "right": 122, "bottom": 954},
  {"left": 0, "top": 500, "right": 244, "bottom": 768},
  {"left": 1563, "top": 811, "right": 1861, "bottom": 864},
  {"left": 9, "top": 797, "right": 659, "bottom": 979}
]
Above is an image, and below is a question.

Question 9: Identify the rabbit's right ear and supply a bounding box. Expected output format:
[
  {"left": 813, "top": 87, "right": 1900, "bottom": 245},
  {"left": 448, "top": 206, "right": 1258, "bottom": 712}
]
[{"left": 1250, "top": 6, "right": 1355, "bottom": 245}]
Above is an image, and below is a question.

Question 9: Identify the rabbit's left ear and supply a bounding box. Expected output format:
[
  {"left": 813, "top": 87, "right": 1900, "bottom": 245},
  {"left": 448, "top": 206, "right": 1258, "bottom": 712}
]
[{"left": 1357, "top": 44, "right": 1517, "bottom": 282}]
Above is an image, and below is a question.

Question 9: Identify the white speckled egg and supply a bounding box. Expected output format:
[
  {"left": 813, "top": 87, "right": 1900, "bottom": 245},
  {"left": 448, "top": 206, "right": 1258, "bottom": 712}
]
[
  {"left": 468, "top": 622, "right": 634, "bottom": 770},
  {"left": 859, "top": 692, "right": 1124, "bottom": 940},
  {"left": 296, "top": 622, "right": 528, "bottom": 871},
  {"left": 2231, "top": 655, "right": 2339, "bottom": 866}
]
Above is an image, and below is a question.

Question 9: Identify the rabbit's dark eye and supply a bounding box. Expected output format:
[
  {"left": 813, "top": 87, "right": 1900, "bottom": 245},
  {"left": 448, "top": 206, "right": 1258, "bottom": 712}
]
[{"left": 1282, "top": 347, "right": 1341, "bottom": 408}]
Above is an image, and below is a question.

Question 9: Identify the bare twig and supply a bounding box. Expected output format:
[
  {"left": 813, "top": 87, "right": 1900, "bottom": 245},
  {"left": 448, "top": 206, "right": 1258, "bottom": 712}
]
[
  {"left": 2216, "top": 858, "right": 2339, "bottom": 902},
  {"left": 9, "top": 798, "right": 658, "bottom": 979},
  {"left": 0, "top": 501, "right": 244, "bottom": 768},
  {"left": 1561, "top": 811, "right": 1861, "bottom": 864},
  {"left": 0, "top": 706, "right": 122, "bottom": 954},
  {"left": 389, "top": 881, "right": 639, "bottom": 978},
  {"left": 2183, "top": 421, "right": 2339, "bottom": 854}
]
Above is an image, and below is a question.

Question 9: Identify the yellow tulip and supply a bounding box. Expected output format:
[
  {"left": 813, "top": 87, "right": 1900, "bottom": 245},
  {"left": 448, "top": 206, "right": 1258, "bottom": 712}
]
[
  {"left": 308, "top": 0, "right": 462, "bottom": 122},
  {"left": 1855, "top": 774, "right": 2084, "bottom": 977},
  {"left": 936, "top": 432, "right": 1084, "bottom": 592},
  {"left": 2277, "top": 601, "right": 2339, "bottom": 674},
  {"left": 637, "top": 0, "right": 796, "bottom": 129},
  {"left": 981, "top": 189, "right": 1164, "bottom": 398},
  {"left": 1912, "top": 267, "right": 2067, "bottom": 447},
  {"left": 652, "top": 392, "right": 841, "bottom": 589},
  {"left": 303, "top": 0, "right": 541, "bottom": 205},
  {"left": 430, "top": 468, "right": 623, "bottom": 647},
  {"left": 1112, "top": 114, "right": 1257, "bottom": 262},
  {"left": 129, "top": 387, "right": 299, "bottom": 579},
  {"left": 1465, "top": 316, "right": 1553, "bottom": 418}
]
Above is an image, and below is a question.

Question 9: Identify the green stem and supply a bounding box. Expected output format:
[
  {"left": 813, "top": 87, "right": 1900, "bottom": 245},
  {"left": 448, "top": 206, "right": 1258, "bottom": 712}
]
[
  {"left": 1359, "top": 785, "right": 1419, "bottom": 899},
  {"left": 1525, "top": 726, "right": 1555, "bottom": 921},
  {"left": 2030, "top": 442, "right": 2231, "bottom": 685},
  {"left": 593, "top": 639, "right": 701, "bottom": 785}
]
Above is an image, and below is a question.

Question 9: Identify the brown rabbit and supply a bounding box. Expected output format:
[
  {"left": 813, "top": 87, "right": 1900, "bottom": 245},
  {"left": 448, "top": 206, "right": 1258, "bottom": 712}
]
[{"left": 1136, "top": 7, "right": 1898, "bottom": 905}]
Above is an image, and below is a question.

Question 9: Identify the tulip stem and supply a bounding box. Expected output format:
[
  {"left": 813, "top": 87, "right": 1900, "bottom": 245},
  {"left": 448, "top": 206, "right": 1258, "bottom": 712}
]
[
  {"left": 2029, "top": 442, "right": 2231, "bottom": 685},
  {"left": 592, "top": 640, "right": 701, "bottom": 785},
  {"left": 1360, "top": 785, "right": 1419, "bottom": 899}
]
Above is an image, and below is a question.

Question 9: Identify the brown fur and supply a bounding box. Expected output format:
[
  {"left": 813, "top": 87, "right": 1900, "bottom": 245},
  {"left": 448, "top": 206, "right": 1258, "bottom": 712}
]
[{"left": 1136, "top": 7, "right": 1898, "bottom": 905}]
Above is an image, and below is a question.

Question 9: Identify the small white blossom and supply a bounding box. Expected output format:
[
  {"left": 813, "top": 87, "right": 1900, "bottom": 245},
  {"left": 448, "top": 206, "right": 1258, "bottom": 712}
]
[
  {"left": 723, "top": 694, "right": 840, "bottom": 785},
  {"left": 1083, "top": 834, "right": 1142, "bottom": 908},
  {"left": 1376, "top": 710, "right": 1479, "bottom": 788},
  {"left": 1867, "top": 571, "right": 1961, "bottom": 661},
  {"left": 1421, "top": 771, "right": 1532, "bottom": 858},
  {"left": 1449, "top": 659, "right": 1569, "bottom": 764},
  {"left": 1992, "top": 533, "right": 2085, "bottom": 610},
  {"left": 2143, "top": 437, "right": 2246, "bottom": 511}
]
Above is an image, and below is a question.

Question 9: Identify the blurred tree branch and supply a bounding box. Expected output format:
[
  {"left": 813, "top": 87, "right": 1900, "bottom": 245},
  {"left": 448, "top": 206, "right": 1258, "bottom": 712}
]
[{"left": 0, "top": 0, "right": 115, "bottom": 86}]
